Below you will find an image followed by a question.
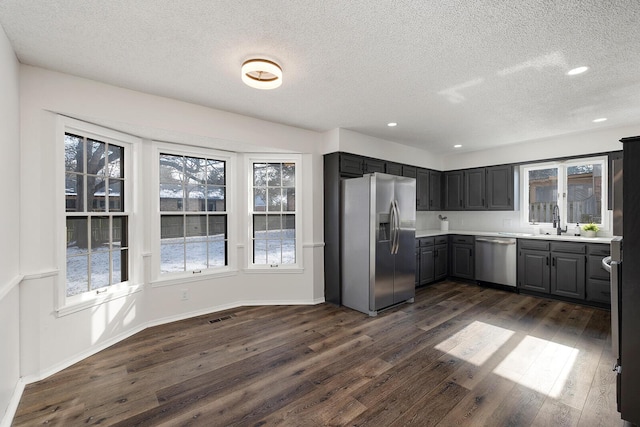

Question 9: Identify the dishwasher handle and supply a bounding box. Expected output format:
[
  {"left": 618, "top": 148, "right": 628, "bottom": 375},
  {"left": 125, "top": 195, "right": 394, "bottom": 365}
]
[{"left": 475, "top": 238, "right": 516, "bottom": 245}]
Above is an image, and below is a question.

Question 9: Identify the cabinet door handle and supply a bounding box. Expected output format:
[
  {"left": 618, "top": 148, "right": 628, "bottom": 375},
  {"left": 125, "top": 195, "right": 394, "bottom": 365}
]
[
  {"left": 508, "top": 197, "right": 511, "bottom": 205},
  {"left": 546, "top": 256, "right": 549, "bottom": 265},
  {"left": 552, "top": 257, "right": 556, "bottom": 267},
  {"left": 430, "top": 199, "right": 433, "bottom": 206}
]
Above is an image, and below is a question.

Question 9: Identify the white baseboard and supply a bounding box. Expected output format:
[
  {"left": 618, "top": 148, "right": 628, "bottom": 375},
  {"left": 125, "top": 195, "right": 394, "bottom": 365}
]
[{"left": 1, "top": 379, "right": 25, "bottom": 427}]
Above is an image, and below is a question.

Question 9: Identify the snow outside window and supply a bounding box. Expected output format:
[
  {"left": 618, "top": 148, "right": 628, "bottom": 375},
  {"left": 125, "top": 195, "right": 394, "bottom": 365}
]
[{"left": 159, "top": 153, "right": 228, "bottom": 273}]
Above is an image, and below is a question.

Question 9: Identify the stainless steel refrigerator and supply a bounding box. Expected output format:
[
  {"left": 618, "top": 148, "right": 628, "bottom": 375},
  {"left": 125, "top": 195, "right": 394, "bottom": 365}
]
[{"left": 341, "top": 172, "right": 416, "bottom": 316}]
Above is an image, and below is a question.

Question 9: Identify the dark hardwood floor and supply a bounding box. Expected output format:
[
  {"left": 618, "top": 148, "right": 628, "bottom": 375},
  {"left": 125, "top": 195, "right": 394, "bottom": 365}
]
[{"left": 12, "top": 281, "right": 622, "bottom": 426}]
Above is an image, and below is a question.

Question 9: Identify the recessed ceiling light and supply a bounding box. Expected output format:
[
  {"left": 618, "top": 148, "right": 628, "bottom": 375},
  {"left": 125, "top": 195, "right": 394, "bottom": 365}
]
[
  {"left": 387, "top": 122, "right": 397, "bottom": 127},
  {"left": 566, "top": 66, "right": 589, "bottom": 76},
  {"left": 241, "top": 58, "right": 282, "bottom": 90},
  {"left": 593, "top": 117, "right": 607, "bottom": 123},
  {"left": 454, "top": 144, "right": 462, "bottom": 148}
]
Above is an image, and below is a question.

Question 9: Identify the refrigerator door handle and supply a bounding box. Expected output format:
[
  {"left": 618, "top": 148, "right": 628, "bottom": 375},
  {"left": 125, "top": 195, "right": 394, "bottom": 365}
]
[
  {"left": 388, "top": 201, "right": 396, "bottom": 254},
  {"left": 393, "top": 200, "right": 400, "bottom": 254},
  {"left": 395, "top": 201, "right": 400, "bottom": 254}
]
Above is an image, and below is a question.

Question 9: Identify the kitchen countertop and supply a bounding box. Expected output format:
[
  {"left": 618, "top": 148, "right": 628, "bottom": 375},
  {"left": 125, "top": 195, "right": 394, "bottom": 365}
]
[{"left": 415, "top": 229, "right": 614, "bottom": 244}]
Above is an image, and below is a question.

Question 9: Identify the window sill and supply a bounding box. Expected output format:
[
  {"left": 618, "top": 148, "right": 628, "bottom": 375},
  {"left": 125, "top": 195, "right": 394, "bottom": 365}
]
[{"left": 56, "top": 283, "right": 144, "bottom": 317}]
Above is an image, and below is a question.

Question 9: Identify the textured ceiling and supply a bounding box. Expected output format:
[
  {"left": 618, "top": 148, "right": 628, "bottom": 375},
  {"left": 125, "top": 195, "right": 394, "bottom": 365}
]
[{"left": 1, "top": 0, "right": 639, "bottom": 154}]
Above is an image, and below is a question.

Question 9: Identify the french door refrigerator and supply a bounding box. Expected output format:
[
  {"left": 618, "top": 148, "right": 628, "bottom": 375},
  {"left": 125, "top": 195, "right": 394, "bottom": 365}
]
[{"left": 341, "top": 172, "right": 416, "bottom": 316}]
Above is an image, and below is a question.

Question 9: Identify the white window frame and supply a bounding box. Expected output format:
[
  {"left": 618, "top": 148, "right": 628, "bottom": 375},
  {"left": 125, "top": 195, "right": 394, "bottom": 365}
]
[
  {"left": 247, "top": 154, "right": 303, "bottom": 271},
  {"left": 151, "top": 142, "right": 237, "bottom": 286},
  {"left": 521, "top": 156, "right": 608, "bottom": 230},
  {"left": 56, "top": 117, "right": 142, "bottom": 316}
]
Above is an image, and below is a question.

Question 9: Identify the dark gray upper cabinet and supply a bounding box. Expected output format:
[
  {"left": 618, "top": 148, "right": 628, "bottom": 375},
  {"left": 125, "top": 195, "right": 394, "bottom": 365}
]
[
  {"left": 339, "top": 153, "right": 363, "bottom": 177},
  {"left": 386, "top": 162, "right": 403, "bottom": 176},
  {"left": 429, "top": 170, "right": 442, "bottom": 210},
  {"left": 486, "top": 165, "right": 514, "bottom": 210},
  {"left": 444, "top": 171, "right": 464, "bottom": 210},
  {"left": 402, "top": 165, "right": 417, "bottom": 178},
  {"left": 363, "top": 158, "right": 385, "bottom": 174},
  {"left": 416, "top": 169, "right": 430, "bottom": 211},
  {"left": 464, "top": 168, "right": 486, "bottom": 210}
]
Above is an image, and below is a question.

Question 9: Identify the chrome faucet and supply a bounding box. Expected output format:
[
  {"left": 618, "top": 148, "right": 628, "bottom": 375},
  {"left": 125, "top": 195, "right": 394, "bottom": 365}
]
[{"left": 552, "top": 205, "right": 567, "bottom": 235}]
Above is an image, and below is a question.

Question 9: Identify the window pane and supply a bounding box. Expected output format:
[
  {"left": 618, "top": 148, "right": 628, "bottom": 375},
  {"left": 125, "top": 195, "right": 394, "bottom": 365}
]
[
  {"left": 208, "top": 215, "right": 227, "bottom": 238},
  {"left": 267, "top": 215, "right": 282, "bottom": 239},
  {"left": 113, "top": 216, "right": 127, "bottom": 249},
  {"left": 267, "top": 163, "right": 281, "bottom": 186},
  {"left": 186, "top": 215, "right": 207, "bottom": 239},
  {"left": 282, "top": 163, "right": 295, "bottom": 186},
  {"left": 267, "top": 188, "right": 282, "bottom": 211},
  {"left": 267, "top": 241, "right": 283, "bottom": 264},
  {"left": 283, "top": 188, "right": 295, "bottom": 212},
  {"left": 65, "top": 134, "right": 84, "bottom": 173},
  {"left": 185, "top": 185, "right": 206, "bottom": 212},
  {"left": 67, "top": 217, "right": 89, "bottom": 252},
  {"left": 91, "top": 252, "right": 110, "bottom": 290},
  {"left": 282, "top": 239, "right": 296, "bottom": 264},
  {"left": 567, "top": 163, "right": 602, "bottom": 224},
  {"left": 528, "top": 168, "right": 558, "bottom": 223},
  {"left": 254, "top": 188, "right": 266, "bottom": 211},
  {"left": 90, "top": 217, "right": 110, "bottom": 252},
  {"left": 185, "top": 242, "right": 207, "bottom": 270},
  {"left": 254, "top": 163, "right": 267, "bottom": 186},
  {"left": 119, "top": 248, "right": 128, "bottom": 282},
  {"left": 207, "top": 160, "right": 225, "bottom": 185},
  {"left": 67, "top": 255, "right": 89, "bottom": 297},
  {"left": 107, "top": 144, "right": 124, "bottom": 178},
  {"left": 254, "top": 240, "right": 267, "bottom": 264},
  {"left": 88, "top": 176, "right": 106, "bottom": 212},
  {"left": 185, "top": 156, "right": 206, "bottom": 185},
  {"left": 208, "top": 240, "right": 226, "bottom": 267},
  {"left": 109, "top": 179, "right": 124, "bottom": 212},
  {"left": 160, "top": 183, "right": 183, "bottom": 211},
  {"left": 160, "top": 154, "right": 184, "bottom": 183},
  {"left": 283, "top": 214, "right": 296, "bottom": 238},
  {"left": 87, "top": 139, "right": 107, "bottom": 176},
  {"left": 65, "top": 173, "right": 84, "bottom": 212},
  {"left": 254, "top": 215, "right": 266, "bottom": 237},
  {"left": 161, "top": 243, "right": 184, "bottom": 273},
  {"left": 161, "top": 215, "right": 184, "bottom": 239},
  {"left": 207, "top": 186, "right": 225, "bottom": 211},
  {"left": 112, "top": 250, "right": 122, "bottom": 284}
]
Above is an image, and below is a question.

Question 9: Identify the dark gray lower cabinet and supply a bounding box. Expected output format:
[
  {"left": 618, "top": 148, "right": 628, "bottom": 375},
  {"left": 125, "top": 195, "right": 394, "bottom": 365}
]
[
  {"left": 586, "top": 244, "right": 611, "bottom": 304},
  {"left": 450, "top": 235, "right": 474, "bottom": 279},
  {"left": 551, "top": 251, "right": 586, "bottom": 299},
  {"left": 518, "top": 248, "right": 550, "bottom": 293},
  {"left": 518, "top": 239, "right": 596, "bottom": 304},
  {"left": 416, "top": 236, "right": 448, "bottom": 286}
]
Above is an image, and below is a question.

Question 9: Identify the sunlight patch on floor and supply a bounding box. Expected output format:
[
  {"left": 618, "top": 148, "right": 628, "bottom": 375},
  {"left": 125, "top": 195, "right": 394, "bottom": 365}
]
[
  {"left": 435, "top": 320, "right": 515, "bottom": 366},
  {"left": 493, "top": 335, "right": 579, "bottom": 397}
]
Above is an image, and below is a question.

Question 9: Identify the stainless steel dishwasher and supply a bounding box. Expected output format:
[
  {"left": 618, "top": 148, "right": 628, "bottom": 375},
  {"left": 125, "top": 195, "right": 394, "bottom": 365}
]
[{"left": 475, "top": 237, "right": 517, "bottom": 287}]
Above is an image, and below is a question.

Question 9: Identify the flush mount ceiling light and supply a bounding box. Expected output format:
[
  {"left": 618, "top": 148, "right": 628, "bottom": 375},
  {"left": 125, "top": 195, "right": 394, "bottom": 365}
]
[
  {"left": 566, "top": 66, "right": 589, "bottom": 76},
  {"left": 241, "top": 58, "right": 282, "bottom": 90},
  {"left": 387, "top": 122, "right": 398, "bottom": 127},
  {"left": 593, "top": 117, "right": 608, "bottom": 123},
  {"left": 454, "top": 144, "right": 462, "bottom": 148}
]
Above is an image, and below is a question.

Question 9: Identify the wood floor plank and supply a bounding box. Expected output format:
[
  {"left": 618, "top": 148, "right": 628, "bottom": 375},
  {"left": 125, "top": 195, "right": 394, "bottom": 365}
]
[{"left": 12, "top": 281, "right": 620, "bottom": 427}]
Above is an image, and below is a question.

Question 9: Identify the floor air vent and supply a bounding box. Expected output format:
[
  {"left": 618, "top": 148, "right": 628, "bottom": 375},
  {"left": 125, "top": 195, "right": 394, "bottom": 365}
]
[{"left": 209, "top": 315, "right": 233, "bottom": 324}]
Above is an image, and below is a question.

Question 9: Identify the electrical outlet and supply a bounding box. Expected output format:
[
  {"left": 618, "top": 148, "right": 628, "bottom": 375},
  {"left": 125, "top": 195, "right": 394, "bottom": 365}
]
[{"left": 181, "top": 289, "right": 189, "bottom": 301}]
